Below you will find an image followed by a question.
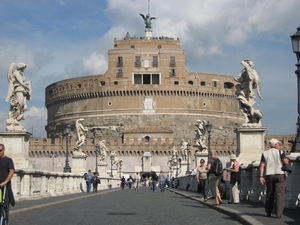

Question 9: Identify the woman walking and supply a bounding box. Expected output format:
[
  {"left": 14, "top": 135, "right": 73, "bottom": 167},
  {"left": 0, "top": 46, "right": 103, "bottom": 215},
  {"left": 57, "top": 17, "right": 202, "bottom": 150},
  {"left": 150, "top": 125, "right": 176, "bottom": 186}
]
[{"left": 196, "top": 159, "right": 208, "bottom": 201}]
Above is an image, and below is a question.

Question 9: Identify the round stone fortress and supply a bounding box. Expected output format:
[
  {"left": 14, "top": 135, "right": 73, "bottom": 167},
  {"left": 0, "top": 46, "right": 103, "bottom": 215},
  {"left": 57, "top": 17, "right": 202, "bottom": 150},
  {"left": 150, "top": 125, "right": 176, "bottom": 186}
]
[{"left": 45, "top": 35, "right": 244, "bottom": 145}]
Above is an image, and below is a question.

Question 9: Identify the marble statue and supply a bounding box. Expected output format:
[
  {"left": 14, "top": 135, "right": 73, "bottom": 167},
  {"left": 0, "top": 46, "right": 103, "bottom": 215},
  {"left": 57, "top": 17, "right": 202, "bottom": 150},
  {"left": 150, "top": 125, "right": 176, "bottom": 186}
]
[
  {"left": 235, "top": 60, "right": 263, "bottom": 126},
  {"left": 6, "top": 62, "right": 32, "bottom": 132},
  {"left": 98, "top": 140, "right": 107, "bottom": 162},
  {"left": 195, "top": 120, "right": 208, "bottom": 152},
  {"left": 180, "top": 139, "right": 188, "bottom": 162},
  {"left": 139, "top": 13, "right": 156, "bottom": 30},
  {"left": 110, "top": 150, "right": 118, "bottom": 166},
  {"left": 118, "top": 158, "right": 123, "bottom": 168},
  {"left": 167, "top": 146, "right": 178, "bottom": 169},
  {"left": 74, "top": 118, "right": 88, "bottom": 156}
]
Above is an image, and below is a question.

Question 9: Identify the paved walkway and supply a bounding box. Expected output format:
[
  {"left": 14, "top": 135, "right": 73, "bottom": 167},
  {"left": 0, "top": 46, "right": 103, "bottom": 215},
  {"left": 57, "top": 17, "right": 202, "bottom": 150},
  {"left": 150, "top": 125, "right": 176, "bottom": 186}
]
[
  {"left": 168, "top": 188, "right": 300, "bottom": 225},
  {"left": 9, "top": 188, "right": 300, "bottom": 225}
]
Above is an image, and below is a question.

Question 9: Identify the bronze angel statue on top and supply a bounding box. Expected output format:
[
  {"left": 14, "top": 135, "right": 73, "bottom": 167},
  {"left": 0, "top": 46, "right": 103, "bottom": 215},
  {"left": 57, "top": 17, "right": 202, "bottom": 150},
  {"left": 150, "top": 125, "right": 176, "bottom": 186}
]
[{"left": 139, "top": 13, "right": 156, "bottom": 30}]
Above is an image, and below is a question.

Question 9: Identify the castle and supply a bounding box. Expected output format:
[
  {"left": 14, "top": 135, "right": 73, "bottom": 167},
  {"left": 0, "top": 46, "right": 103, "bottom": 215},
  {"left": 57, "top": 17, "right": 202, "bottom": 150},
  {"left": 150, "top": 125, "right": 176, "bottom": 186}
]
[{"left": 40, "top": 18, "right": 293, "bottom": 174}]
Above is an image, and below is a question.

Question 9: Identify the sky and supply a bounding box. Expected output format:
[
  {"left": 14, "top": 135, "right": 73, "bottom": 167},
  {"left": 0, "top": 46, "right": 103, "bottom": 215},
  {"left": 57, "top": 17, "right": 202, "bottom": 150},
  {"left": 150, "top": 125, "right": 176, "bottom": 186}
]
[{"left": 0, "top": 0, "right": 300, "bottom": 138}]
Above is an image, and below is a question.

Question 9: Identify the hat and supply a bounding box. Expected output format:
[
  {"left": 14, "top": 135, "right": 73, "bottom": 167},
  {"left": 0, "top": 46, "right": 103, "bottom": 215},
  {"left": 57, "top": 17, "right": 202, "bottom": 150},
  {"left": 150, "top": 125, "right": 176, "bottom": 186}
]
[
  {"left": 269, "top": 138, "right": 281, "bottom": 146},
  {"left": 230, "top": 154, "right": 237, "bottom": 160}
]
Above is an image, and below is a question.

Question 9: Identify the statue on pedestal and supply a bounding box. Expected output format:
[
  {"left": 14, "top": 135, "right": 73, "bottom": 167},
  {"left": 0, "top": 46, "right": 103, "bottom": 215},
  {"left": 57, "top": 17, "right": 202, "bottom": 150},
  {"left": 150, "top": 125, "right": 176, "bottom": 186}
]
[
  {"left": 195, "top": 120, "right": 208, "bottom": 152},
  {"left": 167, "top": 146, "right": 178, "bottom": 169},
  {"left": 98, "top": 140, "right": 107, "bottom": 163},
  {"left": 180, "top": 139, "right": 188, "bottom": 162},
  {"left": 74, "top": 118, "right": 88, "bottom": 156},
  {"left": 235, "top": 60, "right": 263, "bottom": 127},
  {"left": 110, "top": 150, "right": 118, "bottom": 166},
  {"left": 6, "top": 63, "right": 32, "bottom": 132}
]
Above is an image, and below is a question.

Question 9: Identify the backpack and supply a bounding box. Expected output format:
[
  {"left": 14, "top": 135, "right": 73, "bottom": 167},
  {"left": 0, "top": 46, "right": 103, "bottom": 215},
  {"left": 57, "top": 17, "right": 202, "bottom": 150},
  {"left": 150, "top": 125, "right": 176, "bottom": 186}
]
[
  {"left": 212, "top": 158, "right": 223, "bottom": 176},
  {"left": 83, "top": 173, "right": 88, "bottom": 180}
]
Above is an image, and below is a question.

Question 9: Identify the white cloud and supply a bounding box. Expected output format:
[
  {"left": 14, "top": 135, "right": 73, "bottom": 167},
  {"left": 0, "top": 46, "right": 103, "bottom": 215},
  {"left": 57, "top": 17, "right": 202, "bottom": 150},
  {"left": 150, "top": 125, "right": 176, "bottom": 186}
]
[
  {"left": 23, "top": 106, "right": 47, "bottom": 137},
  {"left": 82, "top": 52, "right": 107, "bottom": 75}
]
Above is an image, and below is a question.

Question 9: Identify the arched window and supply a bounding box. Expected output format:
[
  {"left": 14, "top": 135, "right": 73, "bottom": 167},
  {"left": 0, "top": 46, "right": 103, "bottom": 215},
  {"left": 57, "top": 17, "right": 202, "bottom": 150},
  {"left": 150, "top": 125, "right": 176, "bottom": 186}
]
[{"left": 145, "top": 136, "right": 150, "bottom": 143}]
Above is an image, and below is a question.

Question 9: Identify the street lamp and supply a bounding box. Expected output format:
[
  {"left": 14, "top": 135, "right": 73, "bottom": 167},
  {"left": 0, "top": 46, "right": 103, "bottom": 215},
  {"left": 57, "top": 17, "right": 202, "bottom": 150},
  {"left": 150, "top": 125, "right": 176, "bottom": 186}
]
[
  {"left": 186, "top": 141, "right": 190, "bottom": 175},
  {"left": 206, "top": 121, "right": 212, "bottom": 154},
  {"left": 95, "top": 144, "right": 100, "bottom": 174},
  {"left": 63, "top": 124, "right": 72, "bottom": 173},
  {"left": 110, "top": 154, "right": 114, "bottom": 177},
  {"left": 291, "top": 27, "right": 300, "bottom": 152},
  {"left": 176, "top": 150, "right": 179, "bottom": 177}
]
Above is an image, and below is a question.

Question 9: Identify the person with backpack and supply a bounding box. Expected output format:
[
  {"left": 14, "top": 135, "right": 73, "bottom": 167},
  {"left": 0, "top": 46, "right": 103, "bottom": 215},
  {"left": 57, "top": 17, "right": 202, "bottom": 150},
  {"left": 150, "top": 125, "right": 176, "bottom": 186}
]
[
  {"left": 207, "top": 150, "right": 223, "bottom": 205},
  {"left": 92, "top": 172, "right": 101, "bottom": 193},
  {"left": 151, "top": 171, "right": 158, "bottom": 192},
  {"left": 225, "top": 154, "right": 240, "bottom": 204}
]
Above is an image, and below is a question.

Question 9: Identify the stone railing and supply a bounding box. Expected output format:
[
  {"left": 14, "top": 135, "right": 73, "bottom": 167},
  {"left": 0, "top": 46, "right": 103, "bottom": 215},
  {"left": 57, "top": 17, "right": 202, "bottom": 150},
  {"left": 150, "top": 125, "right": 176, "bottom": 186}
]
[
  {"left": 11, "top": 169, "right": 121, "bottom": 202},
  {"left": 173, "top": 153, "right": 300, "bottom": 209}
]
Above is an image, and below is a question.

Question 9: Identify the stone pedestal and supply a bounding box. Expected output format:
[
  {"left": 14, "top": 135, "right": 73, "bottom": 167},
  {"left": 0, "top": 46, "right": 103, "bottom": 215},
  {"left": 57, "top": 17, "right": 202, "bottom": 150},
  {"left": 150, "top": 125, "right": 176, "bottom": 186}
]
[
  {"left": 71, "top": 155, "right": 87, "bottom": 175},
  {"left": 235, "top": 127, "right": 267, "bottom": 165},
  {"left": 145, "top": 30, "right": 152, "bottom": 39},
  {"left": 111, "top": 166, "right": 118, "bottom": 178},
  {"left": 98, "top": 162, "right": 108, "bottom": 178},
  {"left": 194, "top": 151, "right": 209, "bottom": 168},
  {"left": 179, "top": 161, "right": 188, "bottom": 176},
  {"left": 0, "top": 132, "right": 33, "bottom": 169}
]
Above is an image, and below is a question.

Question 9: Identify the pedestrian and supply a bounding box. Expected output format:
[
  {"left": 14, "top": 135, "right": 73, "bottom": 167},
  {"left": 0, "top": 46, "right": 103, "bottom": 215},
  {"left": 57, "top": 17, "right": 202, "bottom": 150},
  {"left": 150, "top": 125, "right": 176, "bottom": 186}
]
[
  {"left": 226, "top": 154, "right": 240, "bottom": 204},
  {"left": 165, "top": 175, "right": 170, "bottom": 188},
  {"left": 151, "top": 171, "right": 158, "bottom": 192},
  {"left": 120, "top": 176, "right": 126, "bottom": 190},
  {"left": 158, "top": 171, "right": 166, "bottom": 192},
  {"left": 92, "top": 172, "right": 100, "bottom": 193},
  {"left": 259, "top": 138, "right": 289, "bottom": 219},
  {"left": 0, "top": 144, "right": 15, "bottom": 225},
  {"left": 86, "top": 169, "right": 94, "bottom": 193},
  {"left": 134, "top": 173, "right": 140, "bottom": 190},
  {"left": 148, "top": 176, "right": 153, "bottom": 190},
  {"left": 196, "top": 159, "right": 208, "bottom": 202},
  {"left": 207, "top": 150, "right": 223, "bottom": 205},
  {"left": 127, "top": 175, "right": 133, "bottom": 189}
]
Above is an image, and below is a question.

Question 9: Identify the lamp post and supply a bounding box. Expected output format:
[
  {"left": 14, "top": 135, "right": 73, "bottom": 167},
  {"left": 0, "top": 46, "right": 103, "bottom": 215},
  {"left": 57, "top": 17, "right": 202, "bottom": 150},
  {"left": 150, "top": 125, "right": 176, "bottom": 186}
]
[
  {"left": 206, "top": 121, "right": 212, "bottom": 154},
  {"left": 110, "top": 154, "right": 113, "bottom": 177},
  {"left": 186, "top": 141, "right": 190, "bottom": 175},
  {"left": 291, "top": 27, "right": 300, "bottom": 152},
  {"left": 63, "top": 124, "right": 72, "bottom": 173},
  {"left": 95, "top": 144, "right": 100, "bottom": 174},
  {"left": 176, "top": 150, "right": 179, "bottom": 177}
]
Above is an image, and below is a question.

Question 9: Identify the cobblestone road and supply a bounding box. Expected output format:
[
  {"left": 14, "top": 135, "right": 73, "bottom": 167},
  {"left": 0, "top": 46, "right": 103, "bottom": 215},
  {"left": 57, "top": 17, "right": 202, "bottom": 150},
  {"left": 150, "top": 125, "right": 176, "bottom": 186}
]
[{"left": 11, "top": 188, "right": 241, "bottom": 225}]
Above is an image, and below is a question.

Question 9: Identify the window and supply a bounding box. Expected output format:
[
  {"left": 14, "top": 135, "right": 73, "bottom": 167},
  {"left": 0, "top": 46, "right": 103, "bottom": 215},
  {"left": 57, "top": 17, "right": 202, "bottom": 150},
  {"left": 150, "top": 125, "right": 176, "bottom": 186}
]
[
  {"left": 188, "top": 81, "right": 193, "bottom": 85},
  {"left": 170, "top": 69, "right": 176, "bottom": 77},
  {"left": 158, "top": 45, "right": 161, "bottom": 49},
  {"left": 117, "top": 57, "right": 123, "bottom": 67},
  {"left": 174, "top": 81, "right": 179, "bottom": 85},
  {"left": 170, "top": 57, "right": 176, "bottom": 67},
  {"left": 133, "top": 73, "right": 160, "bottom": 84},
  {"left": 145, "top": 136, "right": 150, "bottom": 143},
  {"left": 135, "top": 56, "right": 141, "bottom": 67},
  {"left": 224, "top": 82, "right": 234, "bottom": 89},
  {"left": 213, "top": 81, "right": 218, "bottom": 87},
  {"left": 100, "top": 81, "right": 105, "bottom": 86},
  {"left": 131, "top": 45, "right": 135, "bottom": 49},
  {"left": 117, "top": 69, "right": 123, "bottom": 77},
  {"left": 114, "top": 81, "right": 118, "bottom": 85},
  {"left": 200, "top": 81, "right": 206, "bottom": 86},
  {"left": 152, "top": 56, "right": 158, "bottom": 67}
]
